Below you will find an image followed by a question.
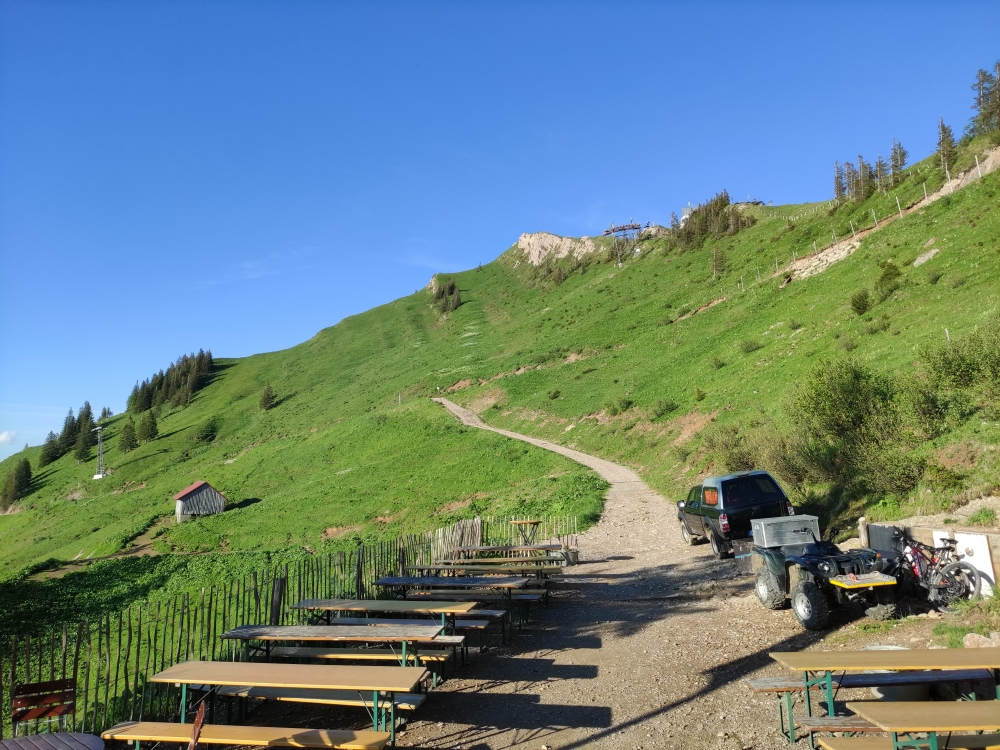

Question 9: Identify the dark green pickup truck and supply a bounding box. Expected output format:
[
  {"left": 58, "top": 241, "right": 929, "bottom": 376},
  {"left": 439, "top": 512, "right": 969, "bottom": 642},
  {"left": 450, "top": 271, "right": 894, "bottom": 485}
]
[{"left": 677, "top": 470, "right": 794, "bottom": 559}]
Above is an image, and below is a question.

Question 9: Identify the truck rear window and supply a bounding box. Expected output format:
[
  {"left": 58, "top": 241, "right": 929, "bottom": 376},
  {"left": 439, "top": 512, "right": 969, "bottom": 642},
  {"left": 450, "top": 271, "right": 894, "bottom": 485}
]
[{"left": 721, "top": 475, "right": 785, "bottom": 507}]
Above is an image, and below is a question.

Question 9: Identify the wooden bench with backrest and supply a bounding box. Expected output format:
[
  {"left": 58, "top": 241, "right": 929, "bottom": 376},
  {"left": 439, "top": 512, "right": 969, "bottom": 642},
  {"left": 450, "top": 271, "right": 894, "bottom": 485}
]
[
  {"left": 816, "top": 735, "right": 1000, "bottom": 750},
  {"left": 102, "top": 721, "right": 390, "bottom": 750},
  {"left": 746, "top": 669, "right": 993, "bottom": 745},
  {"left": 12, "top": 678, "right": 76, "bottom": 735}
]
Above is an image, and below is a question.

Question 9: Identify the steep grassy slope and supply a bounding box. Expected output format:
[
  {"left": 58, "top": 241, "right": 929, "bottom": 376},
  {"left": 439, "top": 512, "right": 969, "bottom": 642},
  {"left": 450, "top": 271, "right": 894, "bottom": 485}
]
[{"left": 1, "top": 136, "right": 997, "bottom": 614}]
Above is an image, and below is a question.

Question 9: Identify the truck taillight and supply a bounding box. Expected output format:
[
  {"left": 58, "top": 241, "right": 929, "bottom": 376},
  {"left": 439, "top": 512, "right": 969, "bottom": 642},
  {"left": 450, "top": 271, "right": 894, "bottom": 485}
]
[
  {"left": 786, "top": 503, "right": 795, "bottom": 516},
  {"left": 719, "top": 513, "right": 730, "bottom": 532}
]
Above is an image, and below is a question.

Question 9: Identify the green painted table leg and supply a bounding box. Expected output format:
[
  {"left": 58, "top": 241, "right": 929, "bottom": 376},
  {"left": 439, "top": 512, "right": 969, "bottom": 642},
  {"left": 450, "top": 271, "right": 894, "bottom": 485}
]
[
  {"left": 373, "top": 691, "right": 380, "bottom": 731},
  {"left": 780, "top": 691, "right": 795, "bottom": 744},
  {"left": 180, "top": 683, "right": 187, "bottom": 724}
]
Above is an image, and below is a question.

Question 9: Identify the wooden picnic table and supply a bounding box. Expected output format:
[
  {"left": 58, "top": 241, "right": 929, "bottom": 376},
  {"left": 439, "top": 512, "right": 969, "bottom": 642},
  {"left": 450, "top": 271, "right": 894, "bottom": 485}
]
[
  {"left": 510, "top": 519, "right": 542, "bottom": 544},
  {"left": 374, "top": 575, "right": 527, "bottom": 607},
  {"left": 450, "top": 544, "right": 562, "bottom": 555},
  {"left": 437, "top": 556, "right": 558, "bottom": 565},
  {"left": 291, "top": 599, "right": 478, "bottom": 627},
  {"left": 151, "top": 660, "right": 426, "bottom": 744},
  {"left": 404, "top": 564, "right": 563, "bottom": 576},
  {"left": 222, "top": 624, "right": 443, "bottom": 665},
  {"left": 846, "top": 700, "right": 1000, "bottom": 750},
  {"left": 771, "top": 648, "right": 1000, "bottom": 719}
]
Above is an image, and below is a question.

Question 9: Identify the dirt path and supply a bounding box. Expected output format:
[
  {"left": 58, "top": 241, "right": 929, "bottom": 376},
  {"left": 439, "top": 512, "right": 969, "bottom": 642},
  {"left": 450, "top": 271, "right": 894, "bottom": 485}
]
[{"left": 390, "top": 399, "right": 821, "bottom": 749}]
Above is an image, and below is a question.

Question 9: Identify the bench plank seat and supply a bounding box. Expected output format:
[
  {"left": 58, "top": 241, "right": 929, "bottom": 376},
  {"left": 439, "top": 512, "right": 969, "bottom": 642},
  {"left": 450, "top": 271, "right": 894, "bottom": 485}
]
[
  {"left": 796, "top": 715, "right": 879, "bottom": 733},
  {"left": 213, "top": 686, "right": 425, "bottom": 711},
  {"left": 101, "top": 721, "right": 390, "bottom": 750},
  {"left": 746, "top": 668, "right": 993, "bottom": 693},
  {"left": 817, "top": 735, "right": 1000, "bottom": 750},
  {"left": 269, "top": 646, "right": 450, "bottom": 663}
]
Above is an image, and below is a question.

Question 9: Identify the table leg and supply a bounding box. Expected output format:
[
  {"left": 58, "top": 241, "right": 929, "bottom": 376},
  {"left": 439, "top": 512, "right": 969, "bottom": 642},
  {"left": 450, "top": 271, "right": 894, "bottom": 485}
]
[
  {"left": 389, "top": 692, "right": 396, "bottom": 747},
  {"left": 801, "top": 671, "right": 834, "bottom": 717},
  {"left": 401, "top": 640, "right": 408, "bottom": 667},
  {"left": 778, "top": 691, "right": 795, "bottom": 744},
  {"left": 373, "top": 690, "right": 380, "bottom": 731},
  {"left": 180, "top": 683, "right": 187, "bottom": 724},
  {"left": 891, "top": 732, "right": 938, "bottom": 750}
]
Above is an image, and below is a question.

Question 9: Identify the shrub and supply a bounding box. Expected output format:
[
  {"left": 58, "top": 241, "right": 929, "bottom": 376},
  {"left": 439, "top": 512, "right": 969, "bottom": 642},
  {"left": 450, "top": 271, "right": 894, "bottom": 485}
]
[
  {"left": 864, "top": 316, "right": 891, "bottom": 335},
  {"left": 950, "top": 276, "right": 966, "bottom": 289},
  {"left": 928, "top": 271, "right": 943, "bottom": 285},
  {"left": 874, "top": 263, "right": 902, "bottom": 301},
  {"left": 788, "top": 319, "right": 804, "bottom": 330},
  {"left": 650, "top": 398, "right": 679, "bottom": 419},
  {"left": 194, "top": 417, "right": 219, "bottom": 443},
  {"left": 739, "top": 338, "right": 763, "bottom": 354},
  {"left": 547, "top": 390, "right": 561, "bottom": 400},
  {"left": 968, "top": 507, "right": 997, "bottom": 527},
  {"left": 840, "top": 335, "right": 856, "bottom": 352},
  {"left": 606, "top": 395, "right": 634, "bottom": 416},
  {"left": 851, "top": 289, "right": 872, "bottom": 316},
  {"left": 259, "top": 383, "right": 277, "bottom": 411},
  {"left": 694, "top": 388, "right": 706, "bottom": 402},
  {"left": 711, "top": 356, "right": 725, "bottom": 369},
  {"left": 703, "top": 423, "right": 755, "bottom": 472}
]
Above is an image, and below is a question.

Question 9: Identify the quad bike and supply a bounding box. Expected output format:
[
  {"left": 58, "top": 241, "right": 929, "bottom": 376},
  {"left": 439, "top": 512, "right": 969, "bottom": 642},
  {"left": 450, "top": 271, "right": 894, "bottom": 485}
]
[{"left": 752, "top": 531, "right": 901, "bottom": 631}]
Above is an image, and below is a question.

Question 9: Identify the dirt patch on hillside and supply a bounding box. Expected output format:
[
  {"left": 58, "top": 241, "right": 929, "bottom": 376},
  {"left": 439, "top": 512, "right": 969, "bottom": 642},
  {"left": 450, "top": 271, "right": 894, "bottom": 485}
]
[
  {"left": 467, "top": 387, "right": 506, "bottom": 414},
  {"left": 671, "top": 409, "right": 718, "bottom": 445},
  {"left": 435, "top": 494, "right": 487, "bottom": 515},
  {"left": 322, "top": 525, "right": 362, "bottom": 539},
  {"left": 936, "top": 440, "right": 981, "bottom": 470},
  {"left": 374, "top": 512, "right": 404, "bottom": 524},
  {"left": 675, "top": 296, "right": 726, "bottom": 322},
  {"left": 112, "top": 481, "right": 147, "bottom": 495},
  {"left": 444, "top": 379, "right": 473, "bottom": 393}
]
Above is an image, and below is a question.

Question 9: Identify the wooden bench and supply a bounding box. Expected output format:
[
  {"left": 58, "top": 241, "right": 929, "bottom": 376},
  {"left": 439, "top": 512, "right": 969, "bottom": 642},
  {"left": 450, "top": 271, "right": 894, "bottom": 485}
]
[
  {"left": 460, "top": 609, "right": 510, "bottom": 643},
  {"left": 746, "top": 669, "right": 993, "bottom": 744},
  {"left": 211, "top": 684, "right": 425, "bottom": 725},
  {"left": 268, "top": 637, "right": 466, "bottom": 678},
  {"left": 409, "top": 591, "right": 545, "bottom": 626},
  {"left": 816, "top": 735, "right": 1000, "bottom": 750},
  {"left": 102, "top": 721, "right": 390, "bottom": 750}
]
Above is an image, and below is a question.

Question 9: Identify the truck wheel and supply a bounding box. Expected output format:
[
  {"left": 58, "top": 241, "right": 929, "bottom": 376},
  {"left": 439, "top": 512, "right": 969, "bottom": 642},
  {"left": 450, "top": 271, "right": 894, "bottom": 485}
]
[
  {"left": 755, "top": 569, "right": 788, "bottom": 610},
  {"left": 709, "top": 532, "right": 732, "bottom": 560},
  {"left": 790, "top": 581, "right": 830, "bottom": 631},
  {"left": 679, "top": 521, "right": 696, "bottom": 546}
]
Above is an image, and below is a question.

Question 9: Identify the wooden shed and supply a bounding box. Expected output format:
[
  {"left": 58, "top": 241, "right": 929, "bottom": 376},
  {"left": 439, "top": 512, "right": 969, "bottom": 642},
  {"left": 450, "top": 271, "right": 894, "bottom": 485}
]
[{"left": 174, "top": 480, "right": 227, "bottom": 524}]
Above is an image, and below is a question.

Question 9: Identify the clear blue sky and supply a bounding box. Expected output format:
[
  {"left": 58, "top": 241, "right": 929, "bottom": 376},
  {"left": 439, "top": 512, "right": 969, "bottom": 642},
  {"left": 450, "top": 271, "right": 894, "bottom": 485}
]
[{"left": 1, "top": 0, "right": 997, "bottom": 459}]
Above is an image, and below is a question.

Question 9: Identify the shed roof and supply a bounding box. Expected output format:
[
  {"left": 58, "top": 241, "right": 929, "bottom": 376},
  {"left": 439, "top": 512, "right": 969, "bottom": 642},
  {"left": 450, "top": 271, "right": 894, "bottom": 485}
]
[{"left": 174, "top": 480, "right": 215, "bottom": 501}]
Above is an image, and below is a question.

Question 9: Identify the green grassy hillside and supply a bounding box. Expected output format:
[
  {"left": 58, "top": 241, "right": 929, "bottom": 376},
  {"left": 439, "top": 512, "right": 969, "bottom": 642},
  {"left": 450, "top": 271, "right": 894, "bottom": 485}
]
[{"left": 1, "top": 134, "right": 998, "bottom": 622}]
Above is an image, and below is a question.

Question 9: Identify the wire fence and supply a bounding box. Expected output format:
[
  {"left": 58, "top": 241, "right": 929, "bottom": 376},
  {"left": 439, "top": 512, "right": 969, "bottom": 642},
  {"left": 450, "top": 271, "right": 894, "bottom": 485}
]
[{"left": 0, "top": 514, "right": 577, "bottom": 738}]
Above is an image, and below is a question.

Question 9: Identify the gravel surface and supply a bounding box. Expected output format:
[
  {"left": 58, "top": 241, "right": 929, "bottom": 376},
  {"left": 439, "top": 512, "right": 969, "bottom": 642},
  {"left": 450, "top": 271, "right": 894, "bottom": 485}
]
[{"left": 244, "top": 400, "right": 957, "bottom": 749}]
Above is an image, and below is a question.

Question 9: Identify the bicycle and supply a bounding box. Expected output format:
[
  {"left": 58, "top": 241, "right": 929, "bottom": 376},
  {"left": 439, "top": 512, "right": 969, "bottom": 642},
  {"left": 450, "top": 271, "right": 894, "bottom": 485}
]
[{"left": 893, "top": 529, "right": 981, "bottom": 606}]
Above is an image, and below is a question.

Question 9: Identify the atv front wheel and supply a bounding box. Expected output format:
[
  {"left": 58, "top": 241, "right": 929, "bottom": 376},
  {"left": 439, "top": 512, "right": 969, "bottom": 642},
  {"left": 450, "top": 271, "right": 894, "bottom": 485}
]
[
  {"left": 791, "top": 581, "right": 830, "bottom": 630},
  {"left": 865, "top": 587, "right": 897, "bottom": 621},
  {"left": 755, "top": 568, "right": 788, "bottom": 610}
]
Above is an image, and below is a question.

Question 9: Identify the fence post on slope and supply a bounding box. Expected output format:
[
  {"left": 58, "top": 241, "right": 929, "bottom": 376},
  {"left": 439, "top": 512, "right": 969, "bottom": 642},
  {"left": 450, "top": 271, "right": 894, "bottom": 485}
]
[
  {"left": 976, "top": 155, "right": 982, "bottom": 179},
  {"left": 923, "top": 182, "right": 928, "bottom": 201},
  {"left": 896, "top": 196, "right": 903, "bottom": 218}
]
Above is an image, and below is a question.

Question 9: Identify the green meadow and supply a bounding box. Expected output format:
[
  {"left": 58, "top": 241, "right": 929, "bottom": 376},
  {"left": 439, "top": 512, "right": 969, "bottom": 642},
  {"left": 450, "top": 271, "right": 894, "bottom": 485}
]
[{"left": 1, "top": 134, "right": 998, "bottom": 627}]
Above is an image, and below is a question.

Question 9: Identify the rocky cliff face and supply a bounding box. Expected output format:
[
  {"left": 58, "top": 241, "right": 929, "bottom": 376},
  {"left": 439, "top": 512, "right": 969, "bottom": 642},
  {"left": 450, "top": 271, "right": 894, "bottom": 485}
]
[{"left": 516, "top": 232, "right": 597, "bottom": 266}]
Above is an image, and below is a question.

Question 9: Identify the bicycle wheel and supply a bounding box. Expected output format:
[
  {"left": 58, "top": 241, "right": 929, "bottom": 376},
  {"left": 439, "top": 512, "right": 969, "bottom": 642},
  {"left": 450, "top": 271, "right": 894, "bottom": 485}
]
[{"left": 934, "top": 561, "right": 981, "bottom": 603}]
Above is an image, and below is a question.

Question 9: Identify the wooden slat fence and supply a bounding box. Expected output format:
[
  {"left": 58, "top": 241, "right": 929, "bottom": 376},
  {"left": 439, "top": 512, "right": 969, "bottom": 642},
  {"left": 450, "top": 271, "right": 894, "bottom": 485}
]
[{"left": 0, "top": 514, "right": 575, "bottom": 738}]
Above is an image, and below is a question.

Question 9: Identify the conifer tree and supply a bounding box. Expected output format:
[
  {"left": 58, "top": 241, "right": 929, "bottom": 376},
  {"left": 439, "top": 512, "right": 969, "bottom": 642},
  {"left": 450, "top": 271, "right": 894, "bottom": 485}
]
[
  {"left": 890, "top": 139, "right": 908, "bottom": 183},
  {"left": 259, "top": 383, "right": 277, "bottom": 411},
  {"left": 843, "top": 161, "right": 858, "bottom": 201},
  {"left": 833, "top": 162, "right": 845, "bottom": 202},
  {"left": 938, "top": 118, "right": 956, "bottom": 174},
  {"left": 58, "top": 409, "right": 78, "bottom": 453},
  {"left": 856, "top": 156, "right": 869, "bottom": 202},
  {"left": 77, "top": 402, "right": 96, "bottom": 450},
  {"left": 13, "top": 458, "right": 31, "bottom": 497},
  {"left": 99, "top": 407, "right": 112, "bottom": 420},
  {"left": 874, "top": 153, "right": 889, "bottom": 193},
  {"left": 970, "top": 68, "right": 995, "bottom": 137},
  {"left": 0, "top": 472, "right": 15, "bottom": 510},
  {"left": 118, "top": 417, "right": 138, "bottom": 453},
  {"left": 137, "top": 410, "right": 158, "bottom": 443},
  {"left": 669, "top": 212, "right": 680, "bottom": 230},
  {"left": 38, "top": 431, "right": 60, "bottom": 467}
]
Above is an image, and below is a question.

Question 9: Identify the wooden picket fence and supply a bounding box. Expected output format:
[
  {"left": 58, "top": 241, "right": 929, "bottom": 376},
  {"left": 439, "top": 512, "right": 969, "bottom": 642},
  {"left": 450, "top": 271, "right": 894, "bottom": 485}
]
[{"left": 0, "top": 514, "right": 576, "bottom": 738}]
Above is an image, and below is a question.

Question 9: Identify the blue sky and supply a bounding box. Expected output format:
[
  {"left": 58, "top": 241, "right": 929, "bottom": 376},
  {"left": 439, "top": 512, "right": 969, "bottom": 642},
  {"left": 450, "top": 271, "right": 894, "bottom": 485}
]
[{"left": 1, "top": 0, "right": 998, "bottom": 459}]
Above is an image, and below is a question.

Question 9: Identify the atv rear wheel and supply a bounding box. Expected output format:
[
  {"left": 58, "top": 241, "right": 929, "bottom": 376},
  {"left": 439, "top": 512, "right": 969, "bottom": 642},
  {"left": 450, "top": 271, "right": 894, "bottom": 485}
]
[
  {"left": 791, "top": 581, "right": 830, "bottom": 630},
  {"left": 755, "top": 568, "right": 788, "bottom": 610}
]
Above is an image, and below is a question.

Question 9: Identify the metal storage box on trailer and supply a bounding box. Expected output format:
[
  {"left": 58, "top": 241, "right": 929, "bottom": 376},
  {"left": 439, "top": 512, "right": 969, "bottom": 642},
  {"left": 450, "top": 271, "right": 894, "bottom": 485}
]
[{"left": 750, "top": 515, "right": 821, "bottom": 548}]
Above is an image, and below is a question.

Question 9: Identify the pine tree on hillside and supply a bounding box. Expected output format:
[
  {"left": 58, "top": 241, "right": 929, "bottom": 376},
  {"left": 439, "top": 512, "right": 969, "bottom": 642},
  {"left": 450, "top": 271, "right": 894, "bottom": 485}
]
[
  {"left": 118, "top": 417, "right": 138, "bottom": 453},
  {"left": 0, "top": 472, "right": 15, "bottom": 510},
  {"left": 58, "top": 409, "right": 78, "bottom": 453},
  {"left": 890, "top": 139, "right": 908, "bottom": 184},
  {"left": 99, "top": 407, "right": 112, "bottom": 420},
  {"left": 833, "top": 162, "right": 845, "bottom": 202},
  {"left": 259, "top": 384, "right": 277, "bottom": 411},
  {"left": 13, "top": 458, "right": 31, "bottom": 497},
  {"left": 938, "top": 118, "right": 957, "bottom": 174},
  {"left": 38, "top": 431, "right": 60, "bottom": 467},
  {"left": 843, "top": 161, "right": 859, "bottom": 201},
  {"left": 137, "top": 410, "right": 158, "bottom": 443},
  {"left": 77, "top": 402, "right": 96, "bottom": 450},
  {"left": 856, "top": 155, "right": 870, "bottom": 202},
  {"left": 74, "top": 431, "right": 91, "bottom": 462},
  {"left": 970, "top": 67, "right": 996, "bottom": 137},
  {"left": 669, "top": 212, "right": 680, "bottom": 230},
  {"left": 984, "top": 61, "right": 1000, "bottom": 135},
  {"left": 875, "top": 153, "right": 889, "bottom": 193}
]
